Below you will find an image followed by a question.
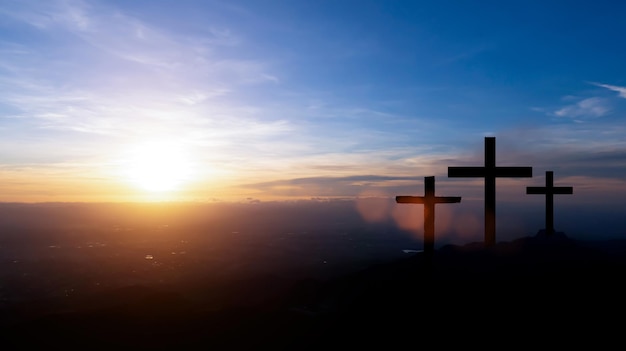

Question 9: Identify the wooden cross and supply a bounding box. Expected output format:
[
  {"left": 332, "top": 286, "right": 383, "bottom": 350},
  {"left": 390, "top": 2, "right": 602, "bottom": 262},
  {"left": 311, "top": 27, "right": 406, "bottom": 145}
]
[
  {"left": 448, "top": 137, "right": 532, "bottom": 246},
  {"left": 526, "top": 171, "right": 573, "bottom": 235},
  {"left": 396, "top": 176, "right": 461, "bottom": 255}
]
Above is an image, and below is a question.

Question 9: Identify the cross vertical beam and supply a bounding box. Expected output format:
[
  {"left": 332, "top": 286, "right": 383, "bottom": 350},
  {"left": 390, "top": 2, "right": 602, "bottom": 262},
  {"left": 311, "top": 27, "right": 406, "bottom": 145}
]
[
  {"left": 396, "top": 176, "right": 461, "bottom": 255},
  {"left": 485, "top": 137, "right": 496, "bottom": 249},
  {"left": 526, "top": 171, "right": 573, "bottom": 235},
  {"left": 448, "top": 137, "right": 533, "bottom": 246}
]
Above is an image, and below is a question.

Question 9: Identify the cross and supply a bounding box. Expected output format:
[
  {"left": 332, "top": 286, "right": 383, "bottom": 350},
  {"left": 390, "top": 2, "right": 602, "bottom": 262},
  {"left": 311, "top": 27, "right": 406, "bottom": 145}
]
[
  {"left": 526, "top": 171, "right": 573, "bottom": 236},
  {"left": 396, "top": 176, "right": 461, "bottom": 255},
  {"left": 448, "top": 137, "right": 532, "bottom": 246}
]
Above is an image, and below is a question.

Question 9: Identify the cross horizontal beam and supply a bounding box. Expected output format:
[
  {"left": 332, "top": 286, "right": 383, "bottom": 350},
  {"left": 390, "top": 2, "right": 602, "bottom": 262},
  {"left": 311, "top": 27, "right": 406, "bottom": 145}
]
[
  {"left": 449, "top": 167, "right": 533, "bottom": 178},
  {"left": 396, "top": 196, "right": 462, "bottom": 204},
  {"left": 526, "top": 187, "right": 573, "bottom": 195}
]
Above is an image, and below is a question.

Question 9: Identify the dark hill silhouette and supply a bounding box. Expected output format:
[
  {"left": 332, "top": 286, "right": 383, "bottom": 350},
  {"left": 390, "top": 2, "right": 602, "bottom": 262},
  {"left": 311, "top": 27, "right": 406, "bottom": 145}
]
[{"left": 285, "top": 231, "right": 626, "bottom": 347}]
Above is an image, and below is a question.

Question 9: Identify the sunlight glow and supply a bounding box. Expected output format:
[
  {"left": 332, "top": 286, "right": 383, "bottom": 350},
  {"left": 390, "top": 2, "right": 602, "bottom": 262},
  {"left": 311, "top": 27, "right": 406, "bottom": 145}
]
[{"left": 126, "top": 141, "right": 195, "bottom": 193}]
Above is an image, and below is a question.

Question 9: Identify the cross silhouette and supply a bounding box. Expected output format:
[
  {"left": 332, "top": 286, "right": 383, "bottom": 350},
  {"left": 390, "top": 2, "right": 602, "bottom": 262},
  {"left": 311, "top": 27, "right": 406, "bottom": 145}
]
[
  {"left": 448, "top": 137, "right": 533, "bottom": 246},
  {"left": 396, "top": 176, "right": 461, "bottom": 255},
  {"left": 526, "top": 171, "right": 573, "bottom": 235}
]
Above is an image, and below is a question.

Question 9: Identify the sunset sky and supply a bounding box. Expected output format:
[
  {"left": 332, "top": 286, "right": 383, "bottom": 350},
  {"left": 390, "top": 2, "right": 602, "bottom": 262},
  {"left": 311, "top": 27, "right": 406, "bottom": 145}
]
[{"left": 1, "top": 0, "right": 625, "bottom": 238}]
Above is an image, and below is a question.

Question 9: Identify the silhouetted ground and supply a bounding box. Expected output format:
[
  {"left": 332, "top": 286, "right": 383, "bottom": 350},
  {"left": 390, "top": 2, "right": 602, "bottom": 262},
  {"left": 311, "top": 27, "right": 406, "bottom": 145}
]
[{"left": 2, "top": 230, "right": 626, "bottom": 349}]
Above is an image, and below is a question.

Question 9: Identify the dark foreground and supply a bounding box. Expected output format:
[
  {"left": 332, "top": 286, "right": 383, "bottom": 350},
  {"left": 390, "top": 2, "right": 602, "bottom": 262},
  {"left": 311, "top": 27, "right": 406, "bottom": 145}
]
[{"left": 3, "top": 231, "right": 626, "bottom": 349}]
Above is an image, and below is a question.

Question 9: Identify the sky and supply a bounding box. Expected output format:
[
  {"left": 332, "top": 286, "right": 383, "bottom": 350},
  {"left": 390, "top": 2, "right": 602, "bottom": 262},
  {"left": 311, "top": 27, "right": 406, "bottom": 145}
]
[{"left": 0, "top": 0, "right": 625, "bottom": 239}]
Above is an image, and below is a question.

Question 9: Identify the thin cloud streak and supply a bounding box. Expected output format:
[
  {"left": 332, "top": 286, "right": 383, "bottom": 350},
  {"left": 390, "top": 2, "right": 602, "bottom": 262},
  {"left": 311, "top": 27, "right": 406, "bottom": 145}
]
[
  {"left": 554, "top": 97, "right": 609, "bottom": 119},
  {"left": 592, "top": 82, "right": 626, "bottom": 99}
]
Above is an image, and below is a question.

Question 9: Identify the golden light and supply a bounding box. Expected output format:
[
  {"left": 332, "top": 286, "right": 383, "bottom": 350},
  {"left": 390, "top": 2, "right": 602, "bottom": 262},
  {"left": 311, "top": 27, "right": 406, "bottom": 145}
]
[
  {"left": 355, "top": 190, "right": 391, "bottom": 223},
  {"left": 391, "top": 202, "right": 424, "bottom": 234},
  {"left": 125, "top": 140, "right": 194, "bottom": 193}
]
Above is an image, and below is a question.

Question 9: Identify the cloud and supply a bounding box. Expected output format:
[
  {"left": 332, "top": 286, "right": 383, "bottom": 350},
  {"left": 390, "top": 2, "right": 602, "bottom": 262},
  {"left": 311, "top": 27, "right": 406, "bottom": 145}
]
[
  {"left": 0, "top": 0, "right": 287, "bottom": 142},
  {"left": 0, "top": 1, "right": 447, "bottom": 163},
  {"left": 591, "top": 82, "right": 626, "bottom": 98},
  {"left": 240, "top": 175, "right": 423, "bottom": 198},
  {"left": 475, "top": 126, "right": 626, "bottom": 183},
  {"left": 554, "top": 97, "right": 609, "bottom": 119},
  {"left": 0, "top": 0, "right": 309, "bottom": 201}
]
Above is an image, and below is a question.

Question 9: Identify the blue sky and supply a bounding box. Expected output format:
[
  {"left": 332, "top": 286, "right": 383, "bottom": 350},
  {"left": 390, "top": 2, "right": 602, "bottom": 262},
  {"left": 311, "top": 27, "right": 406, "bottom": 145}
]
[{"left": 0, "top": 0, "right": 625, "bottom": 239}]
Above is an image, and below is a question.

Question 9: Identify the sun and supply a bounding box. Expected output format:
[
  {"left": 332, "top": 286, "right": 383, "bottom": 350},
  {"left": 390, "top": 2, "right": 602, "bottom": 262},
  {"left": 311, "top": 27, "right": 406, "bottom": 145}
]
[{"left": 125, "top": 141, "right": 194, "bottom": 193}]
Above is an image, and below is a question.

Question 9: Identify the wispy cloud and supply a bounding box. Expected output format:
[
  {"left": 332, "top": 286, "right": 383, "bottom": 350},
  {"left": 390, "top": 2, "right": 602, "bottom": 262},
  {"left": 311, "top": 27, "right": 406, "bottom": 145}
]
[
  {"left": 591, "top": 82, "right": 626, "bottom": 98},
  {"left": 554, "top": 97, "right": 610, "bottom": 119},
  {"left": 0, "top": 0, "right": 286, "bottom": 145},
  {"left": 0, "top": 1, "right": 447, "bottom": 170}
]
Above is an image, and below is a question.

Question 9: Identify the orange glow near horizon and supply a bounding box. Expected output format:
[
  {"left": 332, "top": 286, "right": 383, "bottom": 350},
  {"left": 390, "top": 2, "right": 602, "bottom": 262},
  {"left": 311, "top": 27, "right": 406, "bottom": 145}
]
[
  {"left": 391, "top": 202, "right": 424, "bottom": 235},
  {"left": 1, "top": 167, "right": 626, "bottom": 205}
]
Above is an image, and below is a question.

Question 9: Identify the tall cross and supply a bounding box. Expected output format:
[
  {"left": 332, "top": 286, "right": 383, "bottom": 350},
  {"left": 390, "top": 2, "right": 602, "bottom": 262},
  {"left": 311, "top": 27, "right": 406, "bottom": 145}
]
[
  {"left": 396, "top": 176, "right": 461, "bottom": 255},
  {"left": 448, "top": 137, "right": 532, "bottom": 246},
  {"left": 526, "top": 171, "right": 573, "bottom": 235}
]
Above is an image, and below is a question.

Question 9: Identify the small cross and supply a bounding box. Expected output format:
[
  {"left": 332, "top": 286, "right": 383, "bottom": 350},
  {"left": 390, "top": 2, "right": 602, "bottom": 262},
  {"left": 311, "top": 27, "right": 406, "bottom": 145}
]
[
  {"left": 448, "top": 137, "right": 533, "bottom": 246},
  {"left": 396, "top": 176, "right": 461, "bottom": 255},
  {"left": 526, "top": 171, "right": 573, "bottom": 235}
]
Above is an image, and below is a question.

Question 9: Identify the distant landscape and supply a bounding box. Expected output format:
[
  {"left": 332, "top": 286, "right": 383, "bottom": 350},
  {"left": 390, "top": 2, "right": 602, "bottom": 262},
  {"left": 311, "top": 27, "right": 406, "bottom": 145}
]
[{"left": 2, "top": 201, "right": 625, "bottom": 349}]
